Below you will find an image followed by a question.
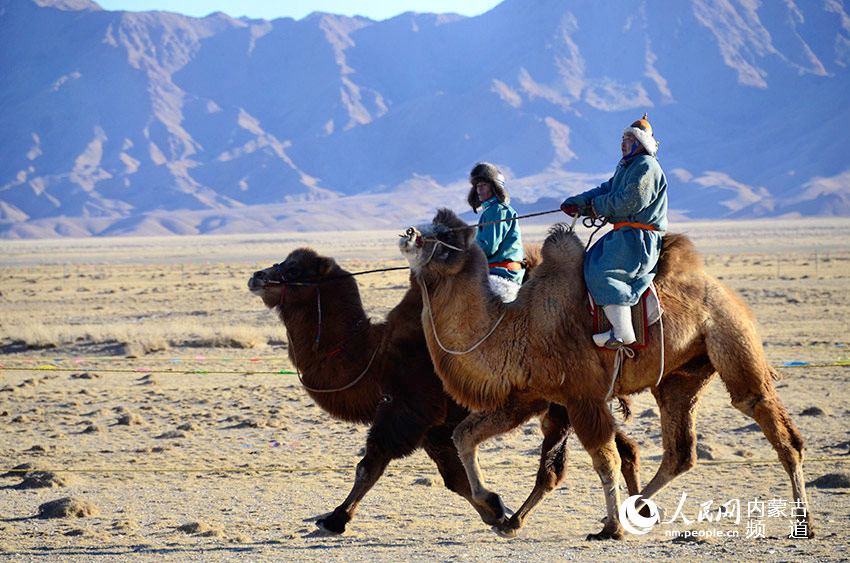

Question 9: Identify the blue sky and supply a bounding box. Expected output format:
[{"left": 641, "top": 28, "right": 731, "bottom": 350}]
[{"left": 94, "top": 1, "right": 504, "bottom": 21}]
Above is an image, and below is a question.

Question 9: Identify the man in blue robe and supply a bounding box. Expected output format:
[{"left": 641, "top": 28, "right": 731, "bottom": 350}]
[{"left": 561, "top": 114, "right": 668, "bottom": 348}]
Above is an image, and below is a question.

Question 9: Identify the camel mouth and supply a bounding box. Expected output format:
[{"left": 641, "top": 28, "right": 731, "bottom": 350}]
[
  {"left": 398, "top": 226, "right": 423, "bottom": 254},
  {"left": 248, "top": 274, "right": 282, "bottom": 296},
  {"left": 247, "top": 276, "right": 267, "bottom": 295}
]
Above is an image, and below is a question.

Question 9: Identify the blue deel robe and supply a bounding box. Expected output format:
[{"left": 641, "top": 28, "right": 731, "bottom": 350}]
[
  {"left": 477, "top": 197, "right": 525, "bottom": 284},
  {"left": 562, "top": 154, "right": 668, "bottom": 306}
]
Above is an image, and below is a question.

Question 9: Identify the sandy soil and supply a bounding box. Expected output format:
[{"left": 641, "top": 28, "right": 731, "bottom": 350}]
[{"left": 1, "top": 218, "right": 849, "bottom": 562}]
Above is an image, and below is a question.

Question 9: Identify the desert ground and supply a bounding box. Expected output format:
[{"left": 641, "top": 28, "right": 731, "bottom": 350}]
[{"left": 1, "top": 218, "right": 849, "bottom": 562}]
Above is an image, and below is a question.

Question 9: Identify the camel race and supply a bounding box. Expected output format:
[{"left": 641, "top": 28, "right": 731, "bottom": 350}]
[{"left": 2, "top": 1, "right": 850, "bottom": 562}]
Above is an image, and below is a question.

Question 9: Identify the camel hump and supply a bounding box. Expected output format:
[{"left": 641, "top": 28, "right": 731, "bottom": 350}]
[
  {"left": 434, "top": 207, "right": 467, "bottom": 231},
  {"left": 657, "top": 233, "right": 705, "bottom": 279},
  {"left": 527, "top": 223, "right": 587, "bottom": 280},
  {"left": 522, "top": 242, "right": 543, "bottom": 273},
  {"left": 542, "top": 223, "right": 584, "bottom": 258}
]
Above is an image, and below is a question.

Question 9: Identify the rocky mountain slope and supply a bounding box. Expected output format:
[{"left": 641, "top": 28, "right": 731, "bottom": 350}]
[{"left": 1, "top": 0, "right": 848, "bottom": 237}]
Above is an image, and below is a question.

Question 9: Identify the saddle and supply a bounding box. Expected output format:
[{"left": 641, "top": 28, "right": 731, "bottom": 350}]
[{"left": 588, "top": 284, "right": 662, "bottom": 350}]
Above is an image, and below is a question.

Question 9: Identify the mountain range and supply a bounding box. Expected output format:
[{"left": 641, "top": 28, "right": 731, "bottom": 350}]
[{"left": 1, "top": 0, "right": 849, "bottom": 237}]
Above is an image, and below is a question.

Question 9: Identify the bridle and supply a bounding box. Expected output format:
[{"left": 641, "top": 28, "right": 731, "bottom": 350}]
[
  {"left": 265, "top": 262, "right": 405, "bottom": 393},
  {"left": 271, "top": 262, "right": 409, "bottom": 351}
]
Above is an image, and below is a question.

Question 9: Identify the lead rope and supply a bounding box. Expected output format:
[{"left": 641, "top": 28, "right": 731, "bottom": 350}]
[
  {"left": 287, "top": 329, "right": 379, "bottom": 394},
  {"left": 605, "top": 306, "right": 666, "bottom": 402},
  {"left": 655, "top": 314, "right": 665, "bottom": 387},
  {"left": 606, "top": 346, "right": 635, "bottom": 401},
  {"left": 417, "top": 276, "right": 506, "bottom": 356},
  {"left": 313, "top": 287, "right": 322, "bottom": 351},
  {"left": 566, "top": 212, "right": 607, "bottom": 252}
]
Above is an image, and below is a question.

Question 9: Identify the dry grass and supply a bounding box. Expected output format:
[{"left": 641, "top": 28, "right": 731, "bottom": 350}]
[
  {"left": 0, "top": 261, "right": 281, "bottom": 352},
  {"left": 0, "top": 254, "right": 410, "bottom": 356},
  {"left": 0, "top": 218, "right": 848, "bottom": 358},
  {"left": 0, "top": 318, "right": 268, "bottom": 352}
]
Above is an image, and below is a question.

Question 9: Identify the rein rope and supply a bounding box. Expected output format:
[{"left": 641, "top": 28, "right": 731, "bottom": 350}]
[
  {"left": 417, "top": 276, "right": 506, "bottom": 356},
  {"left": 581, "top": 215, "right": 609, "bottom": 251},
  {"left": 419, "top": 208, "right": 608, "bottom": 251},
  {"left": 419, "top": 208, "right": 562, "bottom": 243},
  {"left": 273, "top": 263, "right": 409, "bottom": 351},
  {"left": 268, "top": 265, "right": 410, "bottom": 287},
  {"left": 287, "top": 328, "right": 380, "bottom": 394},
  {"left": 270, "top": 264, "right": 406, "bottom": 394}
]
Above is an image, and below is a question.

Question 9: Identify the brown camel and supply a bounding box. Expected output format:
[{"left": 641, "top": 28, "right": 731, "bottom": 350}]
[
  {"left": 248, "top": 247, "right": 641, "bottom": 534},
  {"left": 399, "top": 209, "right": 813, "bottom": 540}
]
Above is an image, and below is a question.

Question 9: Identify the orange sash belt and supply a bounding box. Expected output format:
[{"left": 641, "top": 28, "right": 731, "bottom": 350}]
[
  {"left": 489, "top": 261, "right": 523, "bottom": 271},
  {"left": 612, "top": 221, "right": 658, "bottom": 231}
]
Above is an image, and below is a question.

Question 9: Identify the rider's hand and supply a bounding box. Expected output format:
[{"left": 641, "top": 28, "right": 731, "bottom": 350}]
[{"left": 561, "top": 203, "right": 579, "bottom": 216}]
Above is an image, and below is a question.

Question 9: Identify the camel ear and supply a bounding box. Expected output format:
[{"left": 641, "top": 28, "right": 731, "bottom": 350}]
[
  {"left": 462, "top": 224, "right": 477, "bottom": 248},
  {"left": 317, "top": 257, "right": 336, "bottom": 276}
]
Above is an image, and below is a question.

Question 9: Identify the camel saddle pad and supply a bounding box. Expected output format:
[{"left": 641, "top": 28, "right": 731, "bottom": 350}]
[{"left": 588, "top": 284, "right": 662, "bottom": 350}]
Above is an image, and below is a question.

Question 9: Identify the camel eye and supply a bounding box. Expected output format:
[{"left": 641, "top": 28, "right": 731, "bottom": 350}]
[{"left": 286, "top": 267, "right": 301, "bottom": 280}]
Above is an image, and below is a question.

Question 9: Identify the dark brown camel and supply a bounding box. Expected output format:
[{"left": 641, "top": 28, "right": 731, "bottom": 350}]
[
  {"left": 248, "top": 247, "right": 642, "bottom": 534},
  {"left": 399, "top": 209, "right": 813, "bottom": 540}
]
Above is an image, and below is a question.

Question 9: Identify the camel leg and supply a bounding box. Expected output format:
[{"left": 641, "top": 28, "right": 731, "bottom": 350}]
[
  {"left": 493, "top": 403, "right": 572, "bottom": 538},
  {"left": 316, "top": 399, "right": 427, "bottom": 534},
  {"left": 730, "top": 389, "right": 813, "bottom": 536},
  {"left": 566, "top": 397, "right": 623, "bottom": 540},
  {"left": 733, "top": 391, "right": 813, "bottom": 537},
  {"left": 585, "top": 439, "right": 623, "bottom": 540},
  {"left": 452, "top": 398, "right": 549, "bottom": 528},
  {"left": 315, "top": 440, "right": 392, "bottom": 534},
  {"left": 421, "top": 425, "right": 504, "bottom": 526},
  {"left": 635, "top": 357, "right": 715, "bottom": 510},
  {"left": 706, "top": 329, "right": 814, "bottom": 537},
  {"left": 616, "top": 428, "right": 642, "bottom": 496},
  {"left": 491, "top": 404, "right": 643, "bottom": 538}
]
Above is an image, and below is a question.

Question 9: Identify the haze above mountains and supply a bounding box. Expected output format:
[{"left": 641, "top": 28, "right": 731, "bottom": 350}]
[{"left": 1, "top": 0, "right": 849, "bottom": 238}]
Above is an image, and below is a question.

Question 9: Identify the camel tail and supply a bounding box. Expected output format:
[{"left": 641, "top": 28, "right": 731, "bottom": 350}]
[
  {"left": 769, "top": 366, "right": 783, "bottom": 383},
  {"left": 616, "top": 397, "right": 634, "bottom": 424}
]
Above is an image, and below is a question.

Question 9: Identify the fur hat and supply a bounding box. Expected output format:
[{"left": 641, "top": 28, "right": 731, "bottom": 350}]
[
  {"left": 623, "top": 113, "right": 658, "bottom": 156},
  {"left": 468, "top": 162, "right": 509, "bottom": 212}
]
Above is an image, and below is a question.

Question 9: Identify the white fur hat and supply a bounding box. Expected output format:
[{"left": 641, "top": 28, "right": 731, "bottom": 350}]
[{"left": 623, "top": 113, "right": 658, "bottom": 156}]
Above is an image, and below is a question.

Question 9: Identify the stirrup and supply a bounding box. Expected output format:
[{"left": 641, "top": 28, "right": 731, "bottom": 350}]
[{"left": 593, "top": 329, "right": 635, "bottom": 350}]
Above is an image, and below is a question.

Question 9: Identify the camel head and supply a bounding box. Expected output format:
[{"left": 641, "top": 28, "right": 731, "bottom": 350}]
[
  {"left": 399, "top": 208, "right": 480, "bottom": 278},
  {"left": 248, "top": 247, "right": 338, "bottom": 309}
]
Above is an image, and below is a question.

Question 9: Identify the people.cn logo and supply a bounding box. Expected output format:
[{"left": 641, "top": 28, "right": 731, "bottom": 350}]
[{"left": 619, "top": 495, "right": 660, "bottom": 535}]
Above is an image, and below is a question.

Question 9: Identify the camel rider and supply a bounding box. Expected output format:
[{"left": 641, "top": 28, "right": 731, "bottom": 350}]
[
  {"left": 468, "top": 162, "right": 525, "bottom": 302},
  {"left": 561, "top": 114, "right": 668, "bottom": 349}
]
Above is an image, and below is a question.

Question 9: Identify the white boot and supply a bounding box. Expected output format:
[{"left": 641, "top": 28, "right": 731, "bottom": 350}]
[{"left": 593, "top": 304, "right": 636, "bottom": 348}]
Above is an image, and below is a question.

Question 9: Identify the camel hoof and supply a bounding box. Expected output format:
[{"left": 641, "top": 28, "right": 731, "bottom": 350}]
[
  {"left": 476, "top": 492, "right": 510, "bottom": 522},
  {"left": 585, "top": 528, "right": 624, "bottom": 541},
  {"left": 315, "top": 518, "right": 346, "bottom": 535},
  {"left": 492, "top": 524, "right": 519, "bottom": 539}
]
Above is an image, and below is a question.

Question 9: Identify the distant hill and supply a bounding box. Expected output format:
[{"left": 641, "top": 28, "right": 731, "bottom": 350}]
[{"left": 1, "top": 0, "right": 848, "bottom": 237}]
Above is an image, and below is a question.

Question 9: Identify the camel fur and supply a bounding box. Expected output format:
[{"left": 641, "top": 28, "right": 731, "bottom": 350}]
[
  {"left": 248, "top": 247, "right": 641, "bottom": 534},
  {"left": 399, "top": 209, "right": 813, "bottom": 540}
]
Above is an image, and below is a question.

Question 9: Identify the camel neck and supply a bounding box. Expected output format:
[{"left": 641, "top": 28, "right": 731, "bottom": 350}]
[
  {"left": 283, "top": 301, "right": 370, "bottom": 367},
  {"left": 279, "top": 282, "right": 381, "bottom": 423},
  {"left": 418, "top": 268, "right": 516, "bottom": 411}
]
